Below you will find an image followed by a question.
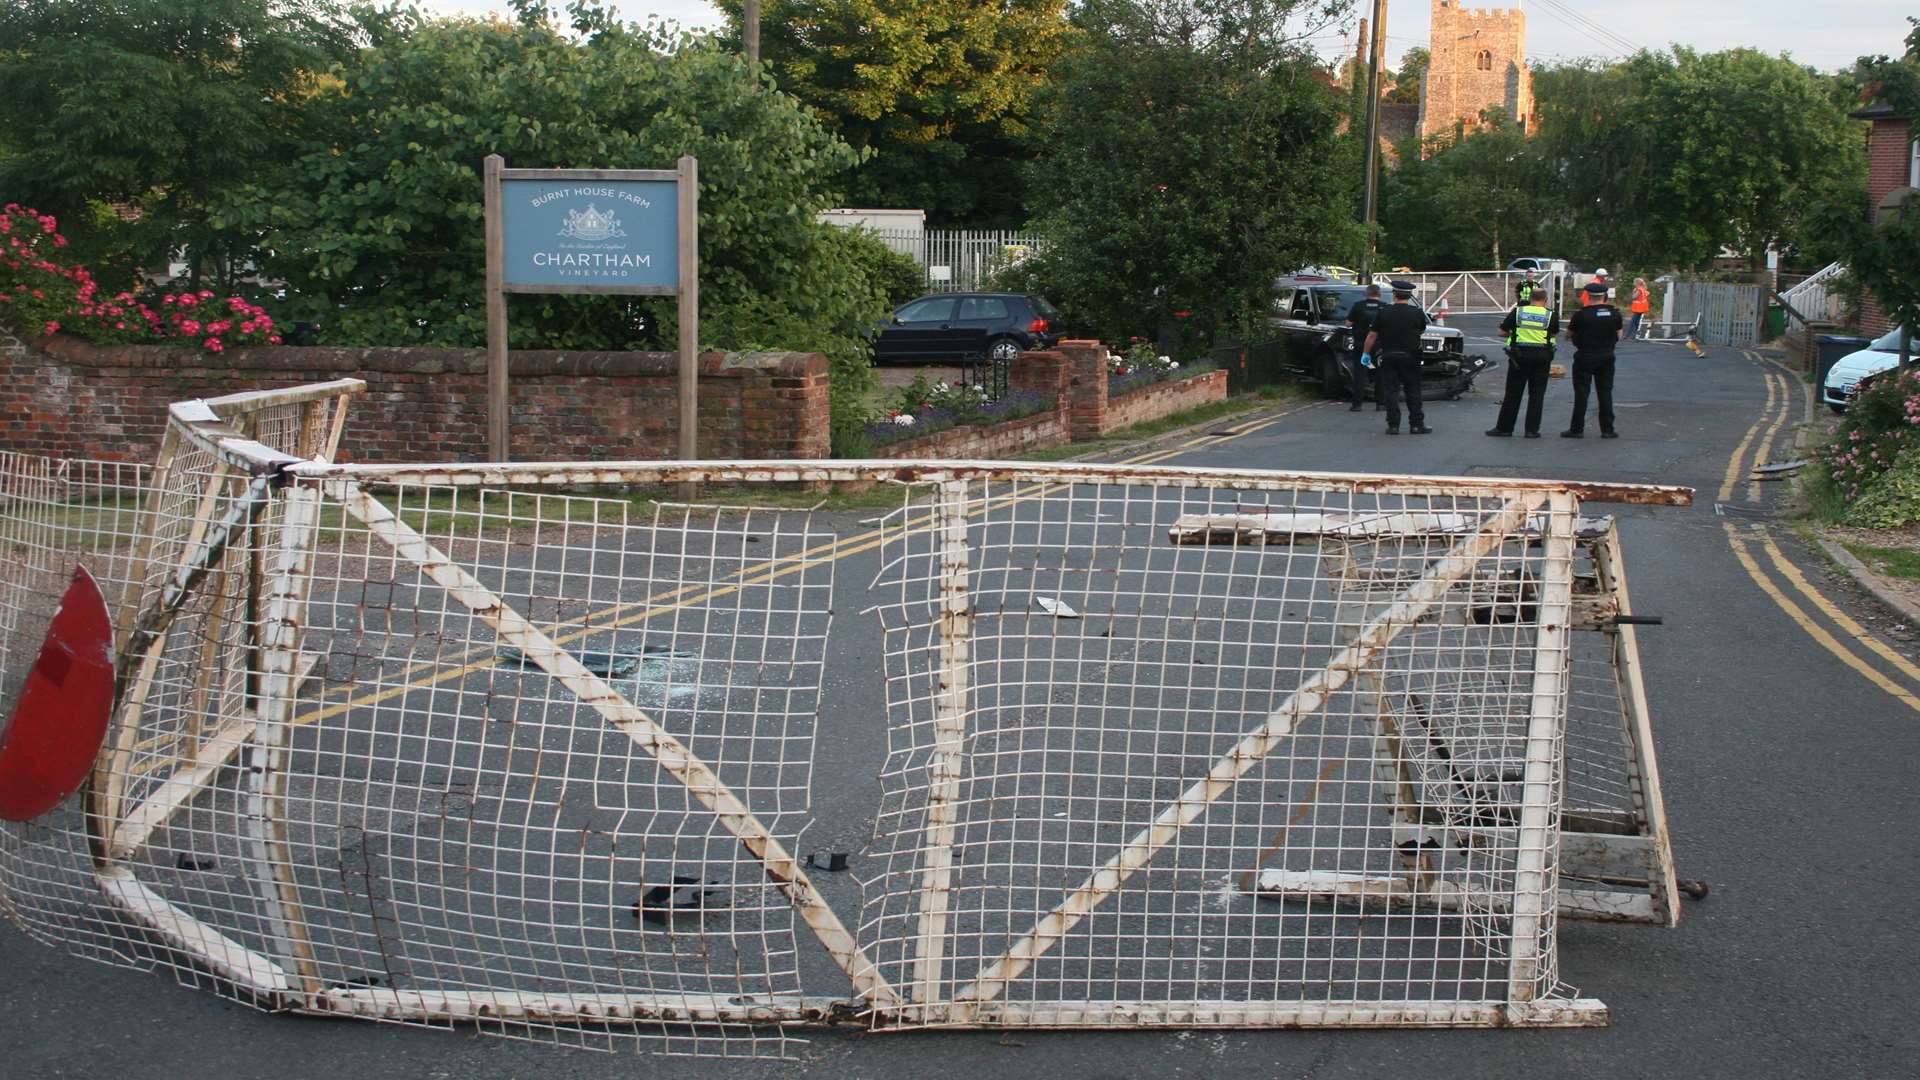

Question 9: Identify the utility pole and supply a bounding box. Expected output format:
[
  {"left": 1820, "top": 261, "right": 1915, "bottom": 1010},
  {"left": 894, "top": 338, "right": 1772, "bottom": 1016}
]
[
  {"left": 1358, "top": 0, "right": 1388, "bottom": 283},
  {"left": 745, "top": 0, "right": 761, "bottom": 64}
]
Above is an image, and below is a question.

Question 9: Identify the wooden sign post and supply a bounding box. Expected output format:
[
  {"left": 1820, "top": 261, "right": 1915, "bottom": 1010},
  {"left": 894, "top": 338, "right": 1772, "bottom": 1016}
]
[{"left": 483, "top": 154, "right": 699, "bottom": 462}]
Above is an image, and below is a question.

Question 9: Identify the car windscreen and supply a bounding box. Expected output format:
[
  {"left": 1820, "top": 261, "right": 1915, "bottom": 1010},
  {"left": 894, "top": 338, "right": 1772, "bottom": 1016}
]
[
  {"left": 1869, "top": 326, "right": 1917, "bottom": 352},
  {"left": 1314, "top": 287, "right": 1370, "bottom": 320}
]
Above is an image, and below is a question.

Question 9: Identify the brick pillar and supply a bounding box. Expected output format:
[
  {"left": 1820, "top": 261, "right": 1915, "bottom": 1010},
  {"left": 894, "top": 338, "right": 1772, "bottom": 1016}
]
[
  {"left": 1055, "top": 339, "right": 1109, "bottom": 442},
  {"left": 1009, "top": 348, "right": 1069, "bottom": 400}
]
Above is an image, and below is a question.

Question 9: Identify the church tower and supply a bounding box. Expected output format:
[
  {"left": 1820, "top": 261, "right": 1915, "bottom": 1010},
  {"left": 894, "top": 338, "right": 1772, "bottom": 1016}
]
[{"left": 1418, "top": 0, "right": 1535, "bottom": 142}]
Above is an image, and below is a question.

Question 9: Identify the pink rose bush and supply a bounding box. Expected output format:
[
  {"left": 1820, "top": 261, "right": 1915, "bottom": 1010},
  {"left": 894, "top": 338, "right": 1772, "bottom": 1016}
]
[{"left": 0, "top": 205, "right": 283, "bottom": 353}]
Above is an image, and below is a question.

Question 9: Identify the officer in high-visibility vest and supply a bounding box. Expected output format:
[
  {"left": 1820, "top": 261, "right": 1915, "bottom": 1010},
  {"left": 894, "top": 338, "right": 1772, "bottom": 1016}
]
[{"left": 1487, "top": 281, "right": 1561, "bottom": 438}]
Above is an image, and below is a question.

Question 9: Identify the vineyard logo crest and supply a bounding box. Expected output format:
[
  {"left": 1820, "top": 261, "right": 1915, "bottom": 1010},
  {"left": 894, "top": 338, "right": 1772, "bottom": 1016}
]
[{"left": 558, "top": 204, "right": 626, "bottom": 242}]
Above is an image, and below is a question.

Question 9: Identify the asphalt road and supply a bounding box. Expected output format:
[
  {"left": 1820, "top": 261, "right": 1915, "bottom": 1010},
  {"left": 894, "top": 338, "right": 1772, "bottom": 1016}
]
[{"left": 6, "top": 318, "right": 1919, "bottom": 1078}]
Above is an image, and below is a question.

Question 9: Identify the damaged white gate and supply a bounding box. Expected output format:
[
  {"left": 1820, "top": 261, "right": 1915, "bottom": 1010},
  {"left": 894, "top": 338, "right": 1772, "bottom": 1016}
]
[{"left": 0, "top": 381, "right": 1691, "bottom": 1054}]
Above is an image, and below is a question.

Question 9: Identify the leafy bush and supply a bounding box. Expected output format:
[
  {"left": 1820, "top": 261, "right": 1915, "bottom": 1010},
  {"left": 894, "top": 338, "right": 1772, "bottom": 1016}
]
[
  {"left": 0, "top": 205, "right": 281, "bottom": 353},
  {"left": 210, "top": 10, "right": 896, "bottom": 453},
  {"left": 840, "top": 230, "right": 926, "bottom": 308},
  {"left": 1842, "top": 449, "right": 1920, "bottom": 529},
  {"left": 1815, "top": 367, "right": 1920, "bottom": 526},
  {"left": 1107, "top": 340, "right": 1216, "bottom": 398}
]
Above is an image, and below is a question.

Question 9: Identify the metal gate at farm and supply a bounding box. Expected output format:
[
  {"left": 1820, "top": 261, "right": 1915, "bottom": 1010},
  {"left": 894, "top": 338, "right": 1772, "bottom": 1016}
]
[
  {"left": 1665, "top": 281, "right": 1763, "bottom": 347},
  {"left": 0, "top": 381, "right": 1692, "bottom": 1056},
  {"left": 1391, "top": 270, "right": 1569, "bottom": 315},
  {"left": 864, "top": 229, "right": 1045, "bottom": 293}
]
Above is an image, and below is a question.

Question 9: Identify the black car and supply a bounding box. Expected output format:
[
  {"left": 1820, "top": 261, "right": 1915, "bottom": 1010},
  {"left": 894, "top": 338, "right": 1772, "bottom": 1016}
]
[
  {"left": 871, "top": 292, "right": 1063, "bottom": 363},
  {"left": 1268, "top": 278, "right": 1489, "bottom": 400}
]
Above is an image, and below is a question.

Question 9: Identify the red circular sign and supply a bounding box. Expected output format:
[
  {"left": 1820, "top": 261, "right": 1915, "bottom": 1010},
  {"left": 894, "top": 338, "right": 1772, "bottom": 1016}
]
[{"left": 0, "top": 566, "right": 116, "bottom": 822}]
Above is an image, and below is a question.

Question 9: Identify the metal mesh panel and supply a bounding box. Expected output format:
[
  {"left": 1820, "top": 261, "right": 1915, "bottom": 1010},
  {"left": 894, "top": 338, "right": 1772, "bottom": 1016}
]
[
  {"left": 0, "top": 380, "right": 1686, "bottom": 1051},
  {"left": 859, "top": 482, "right": 1578, "bottom": 1026}
]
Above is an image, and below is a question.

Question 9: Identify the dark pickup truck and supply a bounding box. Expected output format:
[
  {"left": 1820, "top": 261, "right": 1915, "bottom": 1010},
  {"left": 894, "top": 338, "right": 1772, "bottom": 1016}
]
[{"left": 1269, "top": 278, "right": 1491, "bottom": 400}]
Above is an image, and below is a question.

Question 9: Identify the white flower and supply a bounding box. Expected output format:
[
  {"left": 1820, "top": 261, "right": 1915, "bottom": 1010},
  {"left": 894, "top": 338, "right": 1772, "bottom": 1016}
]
[
  {"left": 1157, "top": 355, "right": 1171, "bottom": 364},
  {"left": 894, "top": 414, "right": 915, "bottom": 426},
  {"left": 1168, "top": 361, "right": 1180, "bottom": 369}
]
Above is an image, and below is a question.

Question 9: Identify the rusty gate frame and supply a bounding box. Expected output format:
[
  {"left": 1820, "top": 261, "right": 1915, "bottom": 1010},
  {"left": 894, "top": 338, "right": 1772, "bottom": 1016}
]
[{"left": 30, "top": 381, "right": 1697, "bottom": 1037}]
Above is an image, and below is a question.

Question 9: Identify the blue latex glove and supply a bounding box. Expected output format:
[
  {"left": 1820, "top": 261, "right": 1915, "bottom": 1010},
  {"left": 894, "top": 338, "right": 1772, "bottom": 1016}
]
[{"left": 1360, "top": 352, "right": 1374, "bottom": 369}]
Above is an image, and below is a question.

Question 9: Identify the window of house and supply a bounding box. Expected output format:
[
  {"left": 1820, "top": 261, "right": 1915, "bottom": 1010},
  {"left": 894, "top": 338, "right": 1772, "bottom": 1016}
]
[
  {"left": 1910, "top": 134, "right": 1918, "bottom": 188},
  {"left": 1476, "top": 49, "right": 1493, "bottom": 71}
]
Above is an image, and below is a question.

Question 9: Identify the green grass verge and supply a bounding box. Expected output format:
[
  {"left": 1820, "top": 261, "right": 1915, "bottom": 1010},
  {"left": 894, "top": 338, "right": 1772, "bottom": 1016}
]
[{"left": 1839, "top": 539, "right": 1920, "bottom": 581}]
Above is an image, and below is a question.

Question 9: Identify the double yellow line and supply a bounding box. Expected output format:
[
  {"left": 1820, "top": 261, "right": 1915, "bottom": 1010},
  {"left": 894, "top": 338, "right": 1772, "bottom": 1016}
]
[{"left": 1720, "top": 358, "right": 1920, "bottom": 713}]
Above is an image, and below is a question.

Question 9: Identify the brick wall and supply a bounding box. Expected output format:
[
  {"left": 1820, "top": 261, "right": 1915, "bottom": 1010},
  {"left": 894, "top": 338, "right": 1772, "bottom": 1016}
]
[
  {"left": 0, "top": 332, "right": 828, "bottom": 463},
  {"left": 1861, "top": 116, "right": 1913, "bottom": 336},
  {"left": 1104, "top": 369, "right": 1230, "bottom": 433}
]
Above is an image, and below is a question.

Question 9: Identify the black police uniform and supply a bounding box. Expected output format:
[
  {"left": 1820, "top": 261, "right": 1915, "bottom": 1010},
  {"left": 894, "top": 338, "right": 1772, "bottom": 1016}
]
[
  {"left": 1565, "top": 291, "right": 1625, "bottom": 437},
  {"left": 1345, "top": 295, "right": 1383, "bottom": 410},
  {"left": 1491, "top": 301, "right": 1561, "bottom": 437},
  {"left": 1369, "top": 287, "right": 1431, "bottom": 433}
]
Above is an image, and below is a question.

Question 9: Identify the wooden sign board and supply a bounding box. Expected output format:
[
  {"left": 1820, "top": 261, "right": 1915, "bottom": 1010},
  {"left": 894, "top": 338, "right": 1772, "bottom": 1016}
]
[{"left": 483, "top": 155, "right": 699, "bottom": 461}]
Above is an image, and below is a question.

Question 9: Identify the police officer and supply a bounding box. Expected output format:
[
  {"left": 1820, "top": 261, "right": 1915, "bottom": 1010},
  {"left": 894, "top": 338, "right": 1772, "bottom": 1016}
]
[
  {"left": 1487, "top": 281, "right": 1560, "bottom": 438},
  {"left": 1563, "top": 281, "right": 1625, "bottom": 438},
  {"left": 1361, "top": 280, "right": 1432, "bottom": 435},
  {"left": 1345, "top": 283, "right": 1384, "bottom": 412}
]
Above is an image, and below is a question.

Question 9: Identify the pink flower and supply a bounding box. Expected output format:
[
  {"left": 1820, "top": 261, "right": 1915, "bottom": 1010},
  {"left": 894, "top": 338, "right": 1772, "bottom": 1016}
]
[
  {"left": 198, "top": 290, "right": 213, "bottom": 299},
  {"left": 43, "top": 321, "right": 59, "bottom": 334},
  {"left": 267, "top": 335, "right": 282, "bottom": 345},
  {"left": 179, "top": 319, "right": 201, "bottom": 335},
  {"left": 114, "top": 322, "right": 125, "bottom": 329},
  {"left": 205, "top": 338, "right": 224, "bottom": 353}
]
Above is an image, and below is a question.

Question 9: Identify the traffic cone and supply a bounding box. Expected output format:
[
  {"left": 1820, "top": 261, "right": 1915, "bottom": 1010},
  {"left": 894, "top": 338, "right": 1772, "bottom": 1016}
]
[{"left": 1435, "top": 297, "right": 1449, "bottom": 325}]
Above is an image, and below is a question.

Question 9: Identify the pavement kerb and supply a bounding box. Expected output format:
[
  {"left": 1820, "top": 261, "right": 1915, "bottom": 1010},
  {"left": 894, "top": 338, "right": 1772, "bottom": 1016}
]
[{"left": 1816, "top": 536, "right": 1920, "bottom": 626}]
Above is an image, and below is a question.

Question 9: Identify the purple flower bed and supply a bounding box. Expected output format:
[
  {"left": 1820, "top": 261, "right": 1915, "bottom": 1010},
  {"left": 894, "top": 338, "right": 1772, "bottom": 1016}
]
[
  {"left": 1109, "top": 361, "right": 1218, "bottom": 400},
  {"left": 861, "top": 389, "right": 1055, "bottom": 448}
]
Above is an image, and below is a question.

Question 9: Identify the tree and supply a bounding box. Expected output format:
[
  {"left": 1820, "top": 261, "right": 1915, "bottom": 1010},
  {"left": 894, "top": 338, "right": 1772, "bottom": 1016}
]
[
  {"left": 217, "top": 8, "right": 890, "bottom": 451},
  {"left": 1015, "top": 0, "right": 1361, "bottom": 349},
  {"left": 1381, "top": 110, "right": 1548, "bottom": 268},
  {"left": 1531, "top": 49, "right": 1866, "bottom": 270},
  {"left": 0, "top": 0, "right": 362, "bottom": 287},
  {"left": 1387, "top": 46, "right": 1426, "bottom": 105},
  {"left": 1819, "top": 18, "right": 1920, "bottom": 349},
  {"left": 1639, "top": 48, "right": 1865, "bottom": 267},
  {"left": 714, "top": 0, "right": 1073, "bottom": 225}
]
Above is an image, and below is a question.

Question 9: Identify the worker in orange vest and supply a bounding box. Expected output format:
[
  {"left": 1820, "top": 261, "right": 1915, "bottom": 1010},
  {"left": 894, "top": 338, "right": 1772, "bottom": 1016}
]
[
  {"left": 1583, "top": 268, "right": 1611, "bottom": 306},
  {"left": 1628, "top": 277, "right": 1651, "bottom": 339}
]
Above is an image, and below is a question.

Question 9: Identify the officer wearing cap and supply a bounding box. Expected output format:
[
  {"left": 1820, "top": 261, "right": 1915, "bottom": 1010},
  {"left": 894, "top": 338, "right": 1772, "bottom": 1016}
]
[
  {"left": 1361, "top": 280, "right": 1433, "bottom": 435},
  {"left": 1563, "top": 281, "right": 1625, "bottom": 438},
  {"left": 1487, "top": 280, "right": 1560, "bottom": 438},
  {"left": 1345, "top": 283, "right": 1384, "bottom": 412}
]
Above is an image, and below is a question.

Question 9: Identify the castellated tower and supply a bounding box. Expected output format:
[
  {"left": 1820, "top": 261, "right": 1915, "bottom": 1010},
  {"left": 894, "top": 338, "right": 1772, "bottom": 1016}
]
[{"left": 1418, "top": 0, "right": 1535, "bottom": 142}]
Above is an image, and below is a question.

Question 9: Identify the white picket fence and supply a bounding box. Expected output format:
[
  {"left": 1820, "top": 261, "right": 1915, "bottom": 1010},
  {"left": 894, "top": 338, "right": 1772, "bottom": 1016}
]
[{"left": 860, "top": 228, "right": 1047, "bottom": 292}]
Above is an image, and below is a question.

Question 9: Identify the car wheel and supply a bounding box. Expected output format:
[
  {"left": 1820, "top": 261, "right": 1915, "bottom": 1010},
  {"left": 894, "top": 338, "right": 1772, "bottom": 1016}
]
[
  {"left": 1828, "top": 403, "right": 1846, "bottom": 414},
  {"left": 1317, "top": 352, "right": 1345, "bottom": 398},
  {"left": 988, "top": 337, "right": 1022, "bottom": 363}
]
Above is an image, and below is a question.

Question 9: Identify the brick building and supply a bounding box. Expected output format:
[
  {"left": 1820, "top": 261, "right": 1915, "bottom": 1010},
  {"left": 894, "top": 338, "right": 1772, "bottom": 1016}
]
[
  {"left": 1418, "top": 0, "right": 1535, "bottom": 142},
  {"left": 1852, "top": 98, "right": 1918, "bottom": 335}
]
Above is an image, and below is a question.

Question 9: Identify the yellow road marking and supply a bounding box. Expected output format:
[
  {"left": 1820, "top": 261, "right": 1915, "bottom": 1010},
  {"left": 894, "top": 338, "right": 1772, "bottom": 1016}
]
[
  {"left": 1756, "top": 526, "right": 1920, "bottom": 684},
  {"left": 1747, "top": 373, "right": 1794, "bottom": 503},
  {"left": 1712, "top": 359, "right": 1920, "bottom": 713},
  {"left": 1719, "top": 371, "right": 1779, "bottom": 503},
  {"left": 1724, "top": 523, "right": 1920, "bottom": 713}
]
